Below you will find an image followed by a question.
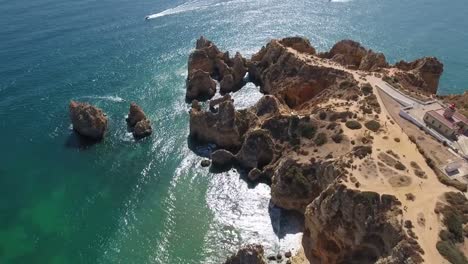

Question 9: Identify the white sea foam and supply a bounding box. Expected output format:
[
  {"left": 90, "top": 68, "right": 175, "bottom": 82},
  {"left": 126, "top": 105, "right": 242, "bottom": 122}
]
[{"left": 79, "top": 95, "right": 125, "bottom": 102}]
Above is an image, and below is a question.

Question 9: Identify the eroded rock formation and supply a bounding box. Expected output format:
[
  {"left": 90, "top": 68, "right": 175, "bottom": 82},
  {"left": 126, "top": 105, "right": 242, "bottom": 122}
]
[
  {"left": 69, "top": 101, "right": 108, "bottom": 140},
  {"left": 303, "top": 184, "right": 423, "bottom": 264},
  {"left": 394, "top": 57, "right": 444, "bottom": 94},
  {"left": 127, "top": 102, "right": 152, "bottom": 139},
  {"left": 186, "top": 36, "right": 248, "bottom": 101},
  {"left": 224, "top": 244, "right": 266, "bottom": 264},
  {"left": 185, "top": 36, "right": 447, "bottom": 263},
  {"left": 248, "top": 39, "right": 357, "bottom": 108},
  {"left": 320, "top": 40, "right": 388, "bottom": 71}
]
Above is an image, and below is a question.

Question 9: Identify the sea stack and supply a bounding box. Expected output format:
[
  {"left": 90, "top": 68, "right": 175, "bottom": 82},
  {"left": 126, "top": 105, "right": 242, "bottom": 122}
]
[
  {"left": 126, "top": 102, "right": 152, "bottom": 139},
  {"left": 69, "top": 101, "right": 108, "bottom": 140}
]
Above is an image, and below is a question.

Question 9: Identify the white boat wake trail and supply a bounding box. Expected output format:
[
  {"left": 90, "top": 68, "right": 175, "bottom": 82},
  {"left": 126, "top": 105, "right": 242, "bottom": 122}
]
[
  {"left": 145, "top": 0, "right": 242, "bottom": 20},
  {"left": 146, "top": 0, "right": 212, "bottom": 19}
]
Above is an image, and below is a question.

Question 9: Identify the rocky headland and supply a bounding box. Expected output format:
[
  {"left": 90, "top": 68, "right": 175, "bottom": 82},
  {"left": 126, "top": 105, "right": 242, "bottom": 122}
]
[{"left": 185, "top": 36, "right": 467, "bottom": 264}]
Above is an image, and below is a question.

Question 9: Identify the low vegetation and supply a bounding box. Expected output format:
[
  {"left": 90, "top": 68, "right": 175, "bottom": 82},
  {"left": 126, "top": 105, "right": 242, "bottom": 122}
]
[
  {"left": 314, "top": 132, "right": 327, "bottom": 146},
  {"left": 365, "top": 120, "right": 381, "bottom": 132},
  {"left": 436, "top": 192, "right": 468, "bottom": 264},
  {"left": 361, "top": 83, "right": 373, "bottom": 96},
  {"left": 345, "top": 120, "right": 362, "bottom": 130}
]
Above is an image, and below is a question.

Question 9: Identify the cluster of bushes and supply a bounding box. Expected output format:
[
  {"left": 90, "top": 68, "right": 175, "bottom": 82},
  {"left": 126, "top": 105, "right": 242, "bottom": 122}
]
[
  {"left": 437, "top": 192, "right": 468, "bottom": 264},
  {"left": 365, "top": 120, "right": 381, "bottom": 132},
  {"left": 346, "top": 120, "right": 362, "bottom": 130}
]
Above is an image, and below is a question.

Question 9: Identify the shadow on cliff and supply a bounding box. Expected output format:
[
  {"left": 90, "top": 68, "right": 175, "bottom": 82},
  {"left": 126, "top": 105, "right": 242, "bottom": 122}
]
[
  {"left": 269, "top": 201, "right": 304, "bottom": 239},
  {"left": 65, "top": 132, "right": 101, "bottom": 150},
  {"left": 187, "top": 136, "right": 216, "bottom": 158}
]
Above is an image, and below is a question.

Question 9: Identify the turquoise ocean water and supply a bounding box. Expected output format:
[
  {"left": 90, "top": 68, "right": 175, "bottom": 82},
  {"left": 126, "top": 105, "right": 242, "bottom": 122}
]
[{"left": 0, "top": 0, "right": 467, "bottom": 263}]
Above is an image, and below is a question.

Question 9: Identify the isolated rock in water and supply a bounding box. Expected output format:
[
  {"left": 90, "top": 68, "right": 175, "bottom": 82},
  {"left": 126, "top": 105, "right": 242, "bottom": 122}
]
[
  {"left": 279, "top": 37, "right": 316, "bottom": 54},
  {"left": 186, "top": 69, "right": 217, "bottom": 101},
  {"left": 395, "top": 57, "right": 444, "bottom": 93},
  {"left": 69, "top": 101, "right": 108, "bottom": 140},
  {"left": 248, "top": 168, "right": 262, "bottom": 181},
  {"left": 133, "top": 119, "right": 152, "bottom": 139},
  {"left": 235, "top": 129, "right": 275, "bottom": 170},
  {"left": 190, "top": 100, "right": 241, "bottom": 149},
  {"left": 303, "top": 184, "right": 423, "bottom": 264},
  {"left": 127, "top": 102, "right": 147, "bottom": 127},
  {"left": 200, "top": 159, "right": 211, "bottom": 167},
  {"left": 224, "top": 244, "right": 267, "bottom": 264},
  {"left": 127, "top": 103, "right": 152, "bottom": 139},
  {"left": 211, "top": 149, "right": 235, "bottom": 168}
]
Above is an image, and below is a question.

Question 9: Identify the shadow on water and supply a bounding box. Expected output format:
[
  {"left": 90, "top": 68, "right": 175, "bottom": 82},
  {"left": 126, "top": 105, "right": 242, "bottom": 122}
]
[
  {"left": 64, "top": 131, "right": 101, "bottom": 149},
  {"left": 268, "top": 201, "right": 304, "bottom": 239}
]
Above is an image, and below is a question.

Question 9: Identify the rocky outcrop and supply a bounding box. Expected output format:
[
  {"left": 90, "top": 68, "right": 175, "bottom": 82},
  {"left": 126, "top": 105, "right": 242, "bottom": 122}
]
[
  {"left": 254, "top": 95, "right": 280, "bottom": 117},
  {"left": 279, "top": 37, "right": 316, "bottom": 54},
  {"left": 271, "top": 158, "right": 343, "bottom": 212},
  {"left": 189, "top": 100, "right": 242, "bottom": 149},
  {"left": 303, "top": 184, "right": 423, "bottom": 264},
  {"left": 186, "top": 36, "right": 247, "bottom": 101},
  {"left": 235, "top": 129, "right": 275, "bottom": 171},
  {"left": 249, "top": 40, "right": 356, "bottom": 108},
  {"left": 126, "top": 103, "right": 152, "bottom": 139},
  {"left": 211, "top": 149, "right": 235, "bottom": 168},
  {"left": 395, "top": 57, "right": 444, "bottom": 94},
  {"left": 224, "top": 244, "right": 266, "bottom": 264},
  {"left": 320, "top": 40, "right": 388, "bottom": 71},
  {"left": 69, "top": 101, "right": 108, "bottom": 140},
  {"left": 186, "top": 69, "right": 217, "bottom": 101}
]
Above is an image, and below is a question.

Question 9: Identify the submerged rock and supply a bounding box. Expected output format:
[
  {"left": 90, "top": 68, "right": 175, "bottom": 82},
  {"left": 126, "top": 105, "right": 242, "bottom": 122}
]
[
  {"left": 126, "top": 102, "right": 152, "bottom": 139},
  {"left": 224, "top": 244, "right": 266, "bottom": 264},
  {"left": 69, "top": 101, "right": 108, "bottom": 140}
]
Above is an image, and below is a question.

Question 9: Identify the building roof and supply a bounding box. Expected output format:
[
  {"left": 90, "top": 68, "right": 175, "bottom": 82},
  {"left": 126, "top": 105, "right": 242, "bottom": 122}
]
[{"left": 426, "top": 108, "right": 468, "bottom": 129}]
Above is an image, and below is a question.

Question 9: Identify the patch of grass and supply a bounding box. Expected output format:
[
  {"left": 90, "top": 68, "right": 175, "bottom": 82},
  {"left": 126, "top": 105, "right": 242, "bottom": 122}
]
[
  {"left": 364, "top": 120, "right": 381, "bottom": 132},
  {"left": 314, "top": 132, "right": 328, "bottom": 146},
  {"left": 345, "top": 120, "right": 362, "bottom": 130}
]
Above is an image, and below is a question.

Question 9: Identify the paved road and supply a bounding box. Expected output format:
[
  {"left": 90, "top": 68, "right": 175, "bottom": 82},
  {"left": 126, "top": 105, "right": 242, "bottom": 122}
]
[{"left": 368, "top": 76, "right": 420, "bottom": 107}]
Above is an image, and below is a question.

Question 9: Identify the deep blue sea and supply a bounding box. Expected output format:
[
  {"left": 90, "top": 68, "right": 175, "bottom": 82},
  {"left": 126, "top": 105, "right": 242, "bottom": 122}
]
[{"left": 0, "top": 0, "right": 467, "bottom": 263}]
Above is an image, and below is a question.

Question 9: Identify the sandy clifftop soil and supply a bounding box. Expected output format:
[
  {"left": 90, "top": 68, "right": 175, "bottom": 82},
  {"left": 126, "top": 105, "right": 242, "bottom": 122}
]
[{"left": 185, "top": 36, "right": 467, "bottom": 264}]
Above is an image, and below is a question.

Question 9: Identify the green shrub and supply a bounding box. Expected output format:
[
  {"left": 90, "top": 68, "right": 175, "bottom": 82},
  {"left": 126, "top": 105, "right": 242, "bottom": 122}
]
[
  {"left": 300, "top": 123, "right": 316, "bottom": 139},
  {"left": 345, "top": 120, "right": 362, "bottom": 130},
  {"left": 314, "top": 132, "right": 328, "bottom": 146},
  {"left": 436, "top": 241, "right": 468, "bottom": 264},
  {"left": 361, "top": 83, "right": 373, "bottom": 96},
  {"left": 365, "top": 120, "right": 381, "bottom": 132}
]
